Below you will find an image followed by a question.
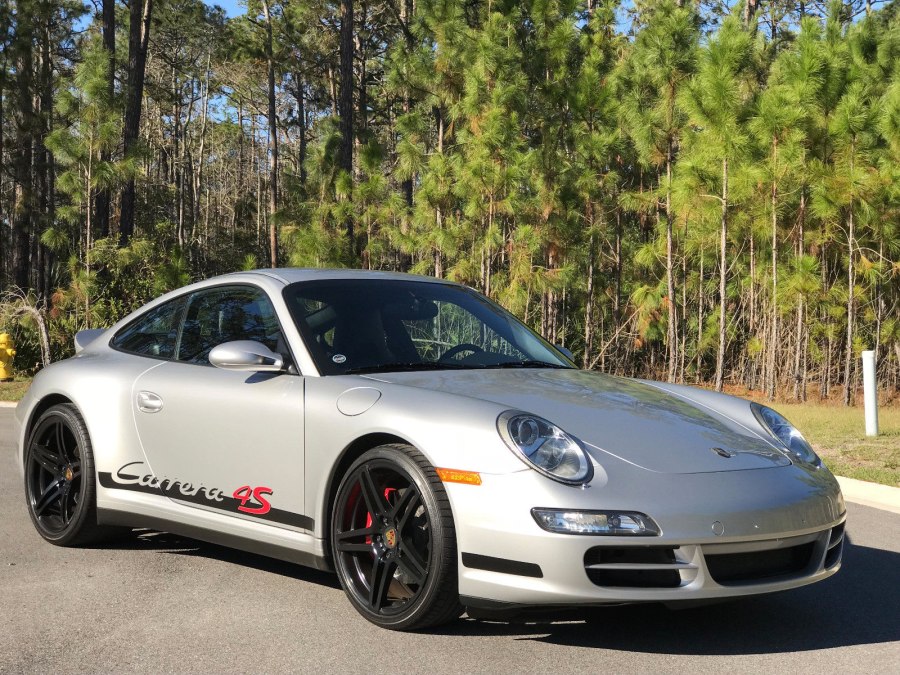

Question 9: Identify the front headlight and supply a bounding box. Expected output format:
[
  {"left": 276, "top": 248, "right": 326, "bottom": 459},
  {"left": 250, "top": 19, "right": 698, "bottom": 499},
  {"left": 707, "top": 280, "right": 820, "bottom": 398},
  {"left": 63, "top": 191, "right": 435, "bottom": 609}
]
[
  {"left": 497, "top": 411, "right": 593, "bottom": 485},
  {"left": 751, "top": 403, "right": 821, "bottom": 468}
]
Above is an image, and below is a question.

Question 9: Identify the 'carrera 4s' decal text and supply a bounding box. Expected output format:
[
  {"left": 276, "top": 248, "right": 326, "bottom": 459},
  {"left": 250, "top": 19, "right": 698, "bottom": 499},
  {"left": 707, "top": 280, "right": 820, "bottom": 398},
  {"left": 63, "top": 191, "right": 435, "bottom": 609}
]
[
  {"left": 104, "top": 461, "right": 226, "bottom": 500},
  {"left": 98, "top": 462, "right": 312, "bottom": 530},
  {"left": 233, "top": 485, "right": 273, "bottom": 515}
]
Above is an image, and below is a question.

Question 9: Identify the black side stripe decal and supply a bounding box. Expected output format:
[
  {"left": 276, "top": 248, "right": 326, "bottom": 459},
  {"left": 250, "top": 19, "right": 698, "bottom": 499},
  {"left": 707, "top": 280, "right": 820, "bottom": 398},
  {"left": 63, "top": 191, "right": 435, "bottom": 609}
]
[{"left": 98, "top": 472, "right": 314, "bottom": 531}]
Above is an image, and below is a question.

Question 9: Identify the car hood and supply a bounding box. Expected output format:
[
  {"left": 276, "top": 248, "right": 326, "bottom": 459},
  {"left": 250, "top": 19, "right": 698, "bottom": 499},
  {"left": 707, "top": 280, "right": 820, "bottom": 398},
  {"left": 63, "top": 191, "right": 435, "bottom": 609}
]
[{"left": 365, "top": 369, "right": 790, "bottom": 474}]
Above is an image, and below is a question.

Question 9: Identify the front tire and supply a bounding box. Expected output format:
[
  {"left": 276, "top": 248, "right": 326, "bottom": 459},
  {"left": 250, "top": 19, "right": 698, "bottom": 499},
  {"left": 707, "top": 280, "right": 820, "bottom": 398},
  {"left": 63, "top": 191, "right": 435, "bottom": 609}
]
[
  {"left": 24, "top": 403, "right": 112, "bottom": 546},
  {"left": 331, "top": 444, "right": 462, "bottom": 631}
]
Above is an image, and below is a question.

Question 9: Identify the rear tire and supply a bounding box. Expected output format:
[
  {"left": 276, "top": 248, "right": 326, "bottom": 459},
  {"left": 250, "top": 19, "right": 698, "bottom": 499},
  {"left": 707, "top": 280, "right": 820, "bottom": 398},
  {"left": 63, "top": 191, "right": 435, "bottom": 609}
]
[
  {"left": 331, "top": 444, "right": 462, "bottom": 631},
  {"left": 24, "top": 403, "right": 122, "bottom": 546}
]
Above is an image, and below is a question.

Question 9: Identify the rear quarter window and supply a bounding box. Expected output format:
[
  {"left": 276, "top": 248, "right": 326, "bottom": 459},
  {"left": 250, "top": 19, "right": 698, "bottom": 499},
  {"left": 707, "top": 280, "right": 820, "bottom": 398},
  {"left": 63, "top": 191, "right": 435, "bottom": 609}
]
[{"left": 110, "top": 298, "right": 185, "bottom": 359}]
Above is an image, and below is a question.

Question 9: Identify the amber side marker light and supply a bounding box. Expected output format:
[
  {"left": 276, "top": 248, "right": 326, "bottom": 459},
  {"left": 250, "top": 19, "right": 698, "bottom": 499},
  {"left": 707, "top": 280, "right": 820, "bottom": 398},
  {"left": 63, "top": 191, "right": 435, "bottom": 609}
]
[{"left": 436, "top": 468, "right": 482, "bottom": 485}]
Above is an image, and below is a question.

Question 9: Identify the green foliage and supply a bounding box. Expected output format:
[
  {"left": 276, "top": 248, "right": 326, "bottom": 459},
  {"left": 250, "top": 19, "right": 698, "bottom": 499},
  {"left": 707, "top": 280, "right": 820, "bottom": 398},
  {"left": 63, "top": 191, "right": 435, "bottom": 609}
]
[
  {"left": 46, "top": 35, "right": 123, "bottom": 244},
  {"left": 4, "top": 0, "right": 900, "bottom": 400}
]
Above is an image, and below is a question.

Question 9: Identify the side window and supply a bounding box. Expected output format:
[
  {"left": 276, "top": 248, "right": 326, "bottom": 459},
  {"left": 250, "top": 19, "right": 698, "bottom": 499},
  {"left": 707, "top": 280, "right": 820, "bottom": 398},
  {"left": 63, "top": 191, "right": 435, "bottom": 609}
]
[
  {"left": 111, "top": 298, "right": 185, "bottom": 359},
  {"left": 177, "top": 286, "right": 283, "bottom": 366}
]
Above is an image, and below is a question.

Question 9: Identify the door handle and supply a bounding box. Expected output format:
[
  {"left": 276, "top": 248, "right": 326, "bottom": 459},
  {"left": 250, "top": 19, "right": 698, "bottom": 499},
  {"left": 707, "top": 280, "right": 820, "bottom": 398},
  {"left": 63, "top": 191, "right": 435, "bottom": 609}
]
[{"left": 137, "top": 390, "right": 164, "bottom": 413}]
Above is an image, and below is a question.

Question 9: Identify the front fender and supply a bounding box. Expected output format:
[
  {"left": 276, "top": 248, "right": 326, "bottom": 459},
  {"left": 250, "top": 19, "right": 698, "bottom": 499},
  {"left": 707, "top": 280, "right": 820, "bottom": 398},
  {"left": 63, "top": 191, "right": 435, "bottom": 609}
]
[{"left": 304, "top": 375, "right": 530, "bottom": 539}]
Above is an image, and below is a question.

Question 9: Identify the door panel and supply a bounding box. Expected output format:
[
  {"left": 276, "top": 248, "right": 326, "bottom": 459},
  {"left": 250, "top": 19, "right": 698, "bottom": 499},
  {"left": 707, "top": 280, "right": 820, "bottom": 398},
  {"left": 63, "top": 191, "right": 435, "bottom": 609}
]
[
  {"left": 130, "top": 362, "right": 309, "bottom": 530},
  {"left": 121, "top": 284, "right": 308, "bottom": 530}
]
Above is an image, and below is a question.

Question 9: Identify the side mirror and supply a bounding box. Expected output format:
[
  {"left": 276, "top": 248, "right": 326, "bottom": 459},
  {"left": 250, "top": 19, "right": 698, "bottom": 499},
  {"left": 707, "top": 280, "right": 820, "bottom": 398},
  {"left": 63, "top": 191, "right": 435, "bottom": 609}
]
[
  {"left": 209, "top": 340, "right": 285, "bottom": 373},
  {"left": 555, "top": 344, "right": 575, "bottom": 362}
]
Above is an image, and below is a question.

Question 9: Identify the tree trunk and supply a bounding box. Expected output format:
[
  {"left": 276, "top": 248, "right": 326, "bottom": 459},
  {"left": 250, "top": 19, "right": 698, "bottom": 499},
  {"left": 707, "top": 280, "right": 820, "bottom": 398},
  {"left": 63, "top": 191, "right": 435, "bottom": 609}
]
[
  {"left": 801, "top": 324, "right": 808, "bottom": 401},
  {"left": 767, "top": 138, "right": 778, "bottom": 400},
  {"left": 94, "top": 0, "right": 115, "bottom": 238},
  {"left": 36, "top": 307, "right": 50, "bottom": 367},
  {"left": 793, "top": 295, "right": 804, "bottom": 400},
  {"left": 433, "top": 107, "right": 444, "bottom": 278},
  {"left": 253, "top": 116, "right": 261, "bottom": 245},
  {"left": 584, "top": 203, "right": 595, "bottom": 369},
  {"left": 192, "top": 57, "right": 210, "bottom": 246},
  {"left": 355, "top": 1, "right": 368, "bottom": 263},
  {"left": 262, "top": 0, "right": 279, "bottom": 267},
  {"left": 0, "top": 63, "right": 5, "bottom": 284},
  {"left": 85, "top": 131, "right": 93, "bottom": 328},
  {"left": 485, "top": 196, "right": 493, "bottom": 298},
  {"left": 665, "top": 141, "right": 677, "bottom": 383},
  {"left": 714, "top": 156, "right": 728, "bottom": 392},
  {"left": 37, "top": 10, "right": 54, "bottom": 302},
  {"left": 238, "top": 101, "right": 245, "bottom": 185},
  {"left": 12, "top": 11, "right": 35, "bottom": 289},
  {"left": 680, "top": 219, "right": 688, "bottom": 383},
  {"left": 697, "top": 246, "right": 704, "bottom": 381},
  {"left": 874, "top": 238, "right": 883, "bottom": 379},
  {"left": 119, "top": 0, "right": 154, "bottom": 247},
  {"left": 749, "top": 228, "right": 755, "bottom": 338},
  {"left": 400, "top": 0, "right": 414, "bottom": 210},
  {"left": 743, "top": 0, "right": 759, "bottom": 28},
  {"left": 327, "top": 65, "right": 338, "bottom": 117},
  {"left": 842, "top": 169, "right": 855, "bottom": 406},
  {"left": 793, "top": 189, "right": 806, "bottom": 401},
  {"left": 174, "top": 73, "right": 184, "bottom": 247},
  {"left": 339, "top": 0, "right": 355, "bottom": 262},
  {"left": 292, "top": 72, "right": 308, "bottom": 189}
]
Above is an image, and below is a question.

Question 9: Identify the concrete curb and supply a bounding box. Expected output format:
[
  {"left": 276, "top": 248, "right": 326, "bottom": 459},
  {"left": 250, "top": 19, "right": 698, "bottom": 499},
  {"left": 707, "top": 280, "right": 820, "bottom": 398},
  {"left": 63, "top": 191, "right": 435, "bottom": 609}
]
[
  {"left": 0, "top": 401, "right": 16, "bottom": 408},
  {"left": 836, "top": 475, "right": 900, "bottom": 515}
]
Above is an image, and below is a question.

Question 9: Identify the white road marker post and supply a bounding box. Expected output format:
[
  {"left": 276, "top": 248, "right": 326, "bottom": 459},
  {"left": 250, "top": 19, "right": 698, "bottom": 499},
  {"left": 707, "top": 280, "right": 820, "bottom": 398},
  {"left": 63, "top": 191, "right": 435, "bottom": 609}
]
[{"left": 862, "top": 350, "right": 878, "bottom": 437}]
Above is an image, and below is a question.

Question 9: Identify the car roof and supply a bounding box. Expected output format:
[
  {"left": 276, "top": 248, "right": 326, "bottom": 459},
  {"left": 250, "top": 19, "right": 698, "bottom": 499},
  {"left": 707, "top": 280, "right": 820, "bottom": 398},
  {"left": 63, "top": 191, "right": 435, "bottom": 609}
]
[{"left": 220, "top": 268, "right": 458, "bottom": 286}]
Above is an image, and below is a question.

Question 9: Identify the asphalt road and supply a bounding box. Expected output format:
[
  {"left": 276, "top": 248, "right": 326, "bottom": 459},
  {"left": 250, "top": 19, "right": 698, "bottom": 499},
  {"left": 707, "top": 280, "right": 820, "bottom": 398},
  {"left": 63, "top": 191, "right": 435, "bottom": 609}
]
[{"left": 1, "top": 408, "right": 898, "bottom": 674}]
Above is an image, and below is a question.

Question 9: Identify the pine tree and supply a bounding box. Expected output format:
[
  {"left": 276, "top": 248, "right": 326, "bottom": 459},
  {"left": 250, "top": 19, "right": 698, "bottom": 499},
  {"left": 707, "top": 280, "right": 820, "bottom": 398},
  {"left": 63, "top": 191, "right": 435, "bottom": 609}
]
[
  {"left": 450, "top": 5, "right": 528, "bottom": 300},
  {"left": 119, "top": 0, "right": 153, "bottom": 246},
  {"left": 618, "top": 0, "right": 699, "bottom": 382},
  {"left": 10, "top": 0, "right": 36, "bottom": 288},
  {"left": 680, "top": 15, "right": 756, "bottom": 392},
  {"left": 573, "top": 0, "right": 626, "bottom": 367},
  {"left": 750, "top": 74, "right": 803, "bottom": 398},
  {"left": 45, "top": 36, "right": 123, "bottom": 327},
  {"left": 766, "top": 16, "right": 828, "bottom": 400}
]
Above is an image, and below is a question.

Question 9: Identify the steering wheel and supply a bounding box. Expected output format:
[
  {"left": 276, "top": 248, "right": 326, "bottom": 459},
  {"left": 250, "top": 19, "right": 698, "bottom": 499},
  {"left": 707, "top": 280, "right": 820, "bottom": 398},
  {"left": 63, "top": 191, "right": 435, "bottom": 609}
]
[{"left": 440, "top": 343, "right": 484, "bottom": 361}]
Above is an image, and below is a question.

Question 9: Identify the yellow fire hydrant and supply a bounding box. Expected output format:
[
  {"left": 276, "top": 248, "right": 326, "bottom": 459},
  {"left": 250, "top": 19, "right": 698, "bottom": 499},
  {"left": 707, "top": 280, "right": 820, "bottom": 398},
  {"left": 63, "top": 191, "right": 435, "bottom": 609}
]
[{"left": 0, "top": 333, "right": 16, "bottom": 382}]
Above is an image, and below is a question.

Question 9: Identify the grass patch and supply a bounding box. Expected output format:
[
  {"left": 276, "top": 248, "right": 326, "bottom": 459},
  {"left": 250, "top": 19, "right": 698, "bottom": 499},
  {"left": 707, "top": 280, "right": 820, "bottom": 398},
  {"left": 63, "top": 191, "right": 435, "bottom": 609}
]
[
  {"left": 771, "top": 403, "right": 900, "bottom": 488},
  {"left": 0, "top": 378, "right": 31, "bottom": 402}
]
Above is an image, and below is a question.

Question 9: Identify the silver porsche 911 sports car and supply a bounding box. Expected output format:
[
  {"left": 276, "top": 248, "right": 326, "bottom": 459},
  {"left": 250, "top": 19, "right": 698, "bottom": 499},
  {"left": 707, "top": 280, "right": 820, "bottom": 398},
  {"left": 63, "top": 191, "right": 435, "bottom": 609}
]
[{"left": 15, "top": 269, "right": 845, "bottom": 630}]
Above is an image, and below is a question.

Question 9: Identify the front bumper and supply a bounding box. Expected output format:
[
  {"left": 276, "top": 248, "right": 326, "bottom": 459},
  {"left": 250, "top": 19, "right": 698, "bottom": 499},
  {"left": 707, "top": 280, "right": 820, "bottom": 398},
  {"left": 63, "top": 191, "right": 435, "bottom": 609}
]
[{"left": 447, "top": 464, "right": 845, "bottom": 607}]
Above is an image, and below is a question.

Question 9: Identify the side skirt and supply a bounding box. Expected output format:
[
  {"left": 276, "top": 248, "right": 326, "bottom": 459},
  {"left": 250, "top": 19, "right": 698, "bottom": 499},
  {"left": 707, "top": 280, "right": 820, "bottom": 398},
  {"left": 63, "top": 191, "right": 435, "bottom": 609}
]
[{"left": 97, "top": 509, "right": 333, "bottom": 572}]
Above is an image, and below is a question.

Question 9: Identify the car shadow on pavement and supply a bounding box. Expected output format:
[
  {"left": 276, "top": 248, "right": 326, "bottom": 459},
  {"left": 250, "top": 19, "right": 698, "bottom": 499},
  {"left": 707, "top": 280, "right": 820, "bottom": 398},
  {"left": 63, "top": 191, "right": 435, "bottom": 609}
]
[
  {"left": 441, "top": 536, "right": 900, "bottom": 654},
  {"left": 100, "top": 528, "right": 342, "bottom": 590}
]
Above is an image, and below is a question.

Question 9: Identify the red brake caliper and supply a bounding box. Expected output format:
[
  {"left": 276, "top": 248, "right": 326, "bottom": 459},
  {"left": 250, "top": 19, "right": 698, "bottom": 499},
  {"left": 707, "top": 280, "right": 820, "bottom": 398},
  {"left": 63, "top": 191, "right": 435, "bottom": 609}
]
[{"left": 365, "top": 487, "right": 397, "bottom": 545}]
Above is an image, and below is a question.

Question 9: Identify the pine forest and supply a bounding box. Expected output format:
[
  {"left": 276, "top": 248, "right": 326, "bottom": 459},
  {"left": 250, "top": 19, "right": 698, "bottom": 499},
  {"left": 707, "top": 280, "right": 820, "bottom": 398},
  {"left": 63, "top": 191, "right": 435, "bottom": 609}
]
[{"left": 1, "top": 0, "right": 899, "bottom": 404}]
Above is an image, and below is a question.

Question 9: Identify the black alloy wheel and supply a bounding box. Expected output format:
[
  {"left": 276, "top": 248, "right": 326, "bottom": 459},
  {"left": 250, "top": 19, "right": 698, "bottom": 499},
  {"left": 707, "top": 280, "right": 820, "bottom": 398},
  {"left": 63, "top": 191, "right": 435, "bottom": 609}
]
[
  {"left": 331, "top": 444, "right": 462, "bottom": 631},
  {"left": 25, "top": 403, "right": 108, "bottom": 546}
]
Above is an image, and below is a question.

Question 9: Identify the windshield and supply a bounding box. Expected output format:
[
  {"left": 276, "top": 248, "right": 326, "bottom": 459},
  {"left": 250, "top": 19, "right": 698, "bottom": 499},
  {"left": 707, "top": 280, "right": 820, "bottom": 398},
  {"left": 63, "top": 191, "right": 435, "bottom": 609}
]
[{"left": 282, "top": 278, "right": 574, "bottom": 375}]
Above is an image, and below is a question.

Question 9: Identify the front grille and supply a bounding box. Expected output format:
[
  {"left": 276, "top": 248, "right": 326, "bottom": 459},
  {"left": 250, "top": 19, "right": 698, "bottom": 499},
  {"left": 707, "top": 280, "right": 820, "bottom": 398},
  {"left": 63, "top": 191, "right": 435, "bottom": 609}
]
[
  {"left": 584, "top": 547, "right": 686, "bottom": 588},
  {"left": 824, "top": 523, "right": 844, "bottom": 569},
  {"left": 705, "top": 542, "right": 815, "bottom": 585}
]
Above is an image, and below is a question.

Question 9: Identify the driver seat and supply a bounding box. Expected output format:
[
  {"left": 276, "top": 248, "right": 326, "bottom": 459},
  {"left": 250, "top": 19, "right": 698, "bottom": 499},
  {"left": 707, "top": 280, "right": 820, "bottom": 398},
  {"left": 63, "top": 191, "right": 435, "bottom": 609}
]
[{"left": 331, "top": 308, "right": 393, "bottom": 368}]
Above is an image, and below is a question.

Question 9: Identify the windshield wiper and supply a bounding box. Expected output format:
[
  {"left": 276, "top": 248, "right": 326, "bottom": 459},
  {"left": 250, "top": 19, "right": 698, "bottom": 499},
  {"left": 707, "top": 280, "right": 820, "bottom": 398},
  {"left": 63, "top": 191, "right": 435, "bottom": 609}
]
[
  {"left": 344, "top": 361, "right": 469, "bottom": 375},
  {"left": 480, "top": 360, "right": 572, "bottom": 369}
]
